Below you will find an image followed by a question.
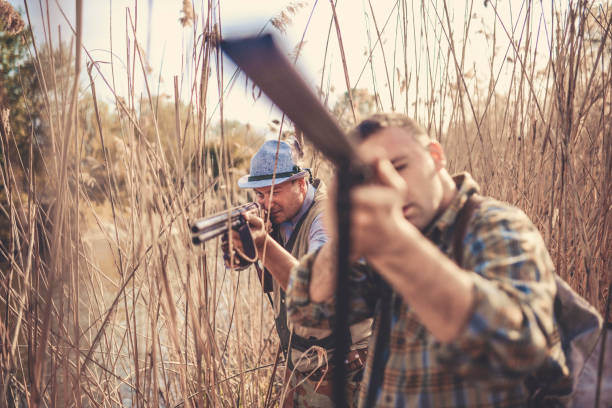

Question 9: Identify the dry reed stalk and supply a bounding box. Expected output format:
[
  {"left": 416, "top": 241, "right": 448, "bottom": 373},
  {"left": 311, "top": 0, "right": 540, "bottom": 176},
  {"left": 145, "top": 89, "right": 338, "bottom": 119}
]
[
  {"left": 26, "top": 1, "right": 82, "bottom": 406},
  {"left": 367, "top": 0, "right": 395, "bottom": 111},
  {"left": 331, "top": 1, "right": 399, "bottom": 126},
  {"left": 329, "top": 0, "right": 357, "bottom": 124}
]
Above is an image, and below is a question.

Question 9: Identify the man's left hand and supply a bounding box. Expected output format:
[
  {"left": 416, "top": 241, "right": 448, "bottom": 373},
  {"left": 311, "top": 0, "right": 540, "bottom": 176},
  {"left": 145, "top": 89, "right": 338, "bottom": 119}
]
[{"left": 349, "top": 159, "right": 422, "bottom": 259}]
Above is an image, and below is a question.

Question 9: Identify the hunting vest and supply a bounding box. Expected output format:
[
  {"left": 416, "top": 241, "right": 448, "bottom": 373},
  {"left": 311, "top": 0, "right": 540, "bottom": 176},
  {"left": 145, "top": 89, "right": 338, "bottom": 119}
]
[{"left": 271, "top": 179, "right": 372, "bottom": 372}]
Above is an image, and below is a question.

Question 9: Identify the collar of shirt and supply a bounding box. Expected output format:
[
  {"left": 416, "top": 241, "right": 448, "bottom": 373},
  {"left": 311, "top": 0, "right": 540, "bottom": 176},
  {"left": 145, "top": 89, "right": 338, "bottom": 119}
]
[
  {"left": 279, "top": 183, "right": 316, "bottom": 245},
  {"left": 423, "top": 172, "right": 480, "bottom": 243}
]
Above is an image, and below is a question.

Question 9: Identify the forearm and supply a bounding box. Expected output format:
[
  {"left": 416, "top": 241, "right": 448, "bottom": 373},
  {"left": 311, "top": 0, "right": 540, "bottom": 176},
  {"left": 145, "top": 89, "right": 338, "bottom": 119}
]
[
  {"left": 368, "top": 223, "right": 521, "bottom": 343},
  {"left": 308, "top": 242, "right": 337, "bottom": 302},
  {"left": 257, "top": 235, "right": 297, "bottom": 290},
  {"left": 287, "top": 249, "right": 377, "bottom": 329}
]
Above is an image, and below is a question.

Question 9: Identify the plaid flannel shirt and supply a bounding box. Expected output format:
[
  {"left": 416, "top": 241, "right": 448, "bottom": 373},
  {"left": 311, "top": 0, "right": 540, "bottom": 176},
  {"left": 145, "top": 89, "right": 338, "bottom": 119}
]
[{"left": 287, "top": 172, "right": 568, "bottom": 407}]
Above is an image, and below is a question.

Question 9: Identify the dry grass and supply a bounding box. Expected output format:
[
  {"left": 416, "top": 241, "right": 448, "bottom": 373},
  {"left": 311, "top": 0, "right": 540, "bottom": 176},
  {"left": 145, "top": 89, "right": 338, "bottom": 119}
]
[{"left": 0, "top": 0, "right": 610, "bottom": 407}]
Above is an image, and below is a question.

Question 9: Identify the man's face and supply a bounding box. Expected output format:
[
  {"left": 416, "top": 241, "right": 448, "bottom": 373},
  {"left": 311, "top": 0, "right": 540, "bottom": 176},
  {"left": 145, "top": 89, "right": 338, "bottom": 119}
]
[
  {"left": 253, "top": 178, "right": 307, "bottom": 224},
  {"left": 357, "top": 127, "right": 446, "bottom": 230}
]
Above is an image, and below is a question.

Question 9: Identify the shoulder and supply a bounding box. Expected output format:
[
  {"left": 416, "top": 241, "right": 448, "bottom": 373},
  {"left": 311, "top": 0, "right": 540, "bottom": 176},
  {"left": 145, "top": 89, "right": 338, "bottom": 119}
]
[
  {"left": 462, "top": 196, "right": 554, "bottom": 281},
  {"left": 470, "top": 197, "right": 539, "bottom": 236}
]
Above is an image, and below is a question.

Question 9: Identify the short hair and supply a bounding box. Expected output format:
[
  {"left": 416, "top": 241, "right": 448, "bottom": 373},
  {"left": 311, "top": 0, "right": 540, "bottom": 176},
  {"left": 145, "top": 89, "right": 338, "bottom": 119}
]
[{"left": 348, "top": 113, "right": 430, "bottom": 147}]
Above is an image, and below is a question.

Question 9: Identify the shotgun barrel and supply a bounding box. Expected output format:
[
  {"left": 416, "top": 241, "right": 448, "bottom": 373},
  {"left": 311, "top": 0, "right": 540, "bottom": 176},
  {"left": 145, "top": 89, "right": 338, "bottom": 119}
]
[{"left": 190, "top": 202, "right": 258, "bottom": 245}]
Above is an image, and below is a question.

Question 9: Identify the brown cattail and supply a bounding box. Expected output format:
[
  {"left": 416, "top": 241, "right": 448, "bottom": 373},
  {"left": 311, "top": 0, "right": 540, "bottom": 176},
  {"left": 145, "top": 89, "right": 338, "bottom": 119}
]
[{"left": 179, "top": 0, "right": 195, "bottom": 27}]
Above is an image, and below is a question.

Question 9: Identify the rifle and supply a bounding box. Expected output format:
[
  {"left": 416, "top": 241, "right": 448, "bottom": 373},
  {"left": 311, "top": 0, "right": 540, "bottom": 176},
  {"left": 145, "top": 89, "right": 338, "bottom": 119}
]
[
  {"left": 220, "top": 34, "right": 371, "bottom": 408},
  {"left": 191, "top": 202, "right": 275, "bottom": 292},
  {"left": 190, "top": 202, "right": 259, "bottom": 267}
]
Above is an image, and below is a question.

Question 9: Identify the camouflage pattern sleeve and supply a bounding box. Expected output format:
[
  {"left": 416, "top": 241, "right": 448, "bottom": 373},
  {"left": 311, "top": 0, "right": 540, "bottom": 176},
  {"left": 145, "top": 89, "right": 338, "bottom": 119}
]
[
  {"left": 436, "top": 200, "right": 564, "bottom": 382},
  {"left": 287, "top": 249, "right": 378, "bottom": 329}
]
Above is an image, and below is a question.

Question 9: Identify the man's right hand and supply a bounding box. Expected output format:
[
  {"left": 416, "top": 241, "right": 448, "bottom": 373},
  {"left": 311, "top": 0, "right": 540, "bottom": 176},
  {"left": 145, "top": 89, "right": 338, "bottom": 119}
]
[
  {"left": 309, "top": 159, "right": 407, "bottom": 303},
  {"left": 224, "top": 209, "right": 295, "bottom": 290},
  {"left": 243, "top": 210, "right": 271, "bottom": 251},
  {"left": 223, "top": 210, "right": 270, "bottom": 257},
  {"left": 226, "top": 209, "right": 270, "bottom": 255}
]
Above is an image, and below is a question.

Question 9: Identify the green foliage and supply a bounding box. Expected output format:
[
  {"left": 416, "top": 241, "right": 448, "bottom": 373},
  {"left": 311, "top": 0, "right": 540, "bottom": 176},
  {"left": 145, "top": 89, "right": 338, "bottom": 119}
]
[
  {"left": 74, "top": 95, "right": 122, "bottom": 203},
  {"left": 0, "top": 0, "right": 25, "bottom": 35},
  {"left": 203, "top": 119, "right": 264, "bottom": 181},
  {"left": 138, "top": 95, "right": 191, "bottom": 162},
  {"left": 0, "top": 30, "right": 44, "bottom": 176},
  {"left": 0, "top": 27, "right": 44, "bottom": 265},
  {"left": 331, "top": 88, "right": 378, "bottom": 132}
]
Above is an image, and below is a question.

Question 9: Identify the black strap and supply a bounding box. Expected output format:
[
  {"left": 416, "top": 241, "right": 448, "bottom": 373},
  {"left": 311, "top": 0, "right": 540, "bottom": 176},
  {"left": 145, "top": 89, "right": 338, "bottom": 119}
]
[
  {"left": 453, "top": 194, "right": 484, "bottom": 266},
  {"left": 254, "top": 261, "right": 274, "bottom": 293},
  {"left": 363, "top": 277, "right": 392, "bottom": 407}
]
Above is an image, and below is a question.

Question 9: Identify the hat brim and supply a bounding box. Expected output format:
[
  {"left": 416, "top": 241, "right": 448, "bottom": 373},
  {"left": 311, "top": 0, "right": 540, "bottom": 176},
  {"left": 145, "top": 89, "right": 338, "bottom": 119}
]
[{"left": 237, "top": 170, "right": 309, "bottom": 189}]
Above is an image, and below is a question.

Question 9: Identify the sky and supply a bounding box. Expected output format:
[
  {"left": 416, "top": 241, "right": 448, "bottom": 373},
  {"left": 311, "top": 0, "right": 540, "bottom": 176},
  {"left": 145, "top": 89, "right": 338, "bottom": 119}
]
[
  {"left": 8, "top": 0, "right": 562, "bottom": 133},
  {"left": 10, "top": 0, "right": 297, "bottom": 129}
]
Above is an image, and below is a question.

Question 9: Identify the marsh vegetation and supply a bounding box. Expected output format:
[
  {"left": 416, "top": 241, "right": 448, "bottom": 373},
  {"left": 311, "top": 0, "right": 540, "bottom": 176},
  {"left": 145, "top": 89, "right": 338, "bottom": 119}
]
[{"left": 0, "top": 0, "right": 610, "bottom": 406}]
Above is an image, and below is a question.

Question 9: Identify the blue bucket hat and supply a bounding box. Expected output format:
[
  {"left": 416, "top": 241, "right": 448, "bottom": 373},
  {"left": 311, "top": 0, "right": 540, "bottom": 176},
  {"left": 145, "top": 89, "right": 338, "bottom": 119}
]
[{"left": 238, "top": 140, "right": 309, "bottom": 189}]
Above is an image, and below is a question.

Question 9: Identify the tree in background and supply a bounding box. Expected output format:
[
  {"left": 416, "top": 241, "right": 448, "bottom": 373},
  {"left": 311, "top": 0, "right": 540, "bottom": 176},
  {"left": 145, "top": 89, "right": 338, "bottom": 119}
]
[
  {"left": 202, "top": 119, "right": 264, "bottom": 203},
  {"left": 0, "top": 2, "right": 40, "bottom": 269},
  {"left": 332, "top": 88, "right": 378, "bottom": 131},
  {"left": 0, "top": 0, "right": 24, "bottom": 35},
  {"left": 0, "top": 15, "right": 45, "bottom": 178}
]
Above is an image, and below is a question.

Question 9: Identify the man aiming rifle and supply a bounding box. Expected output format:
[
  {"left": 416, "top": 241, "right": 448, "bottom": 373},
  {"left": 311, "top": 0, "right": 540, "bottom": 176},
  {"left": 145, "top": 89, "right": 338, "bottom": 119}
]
[
  {"left": 225, "top": 139, "right": 372, "bottom": 407},
  {"left": 286, "top": 113, "right": 570, "bottom": 407}
]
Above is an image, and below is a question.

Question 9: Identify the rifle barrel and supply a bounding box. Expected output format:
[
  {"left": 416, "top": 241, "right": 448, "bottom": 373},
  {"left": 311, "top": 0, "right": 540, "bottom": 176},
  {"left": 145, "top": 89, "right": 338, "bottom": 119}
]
[{"left": 190, "top": 202, "right": 258, "bottom": 245}]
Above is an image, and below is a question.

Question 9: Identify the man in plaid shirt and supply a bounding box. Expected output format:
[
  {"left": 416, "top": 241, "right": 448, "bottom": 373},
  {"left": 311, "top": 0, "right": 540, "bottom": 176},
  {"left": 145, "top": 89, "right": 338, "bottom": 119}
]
[{"left": 286, "top": 113, "right": 569, "bottom": 407}]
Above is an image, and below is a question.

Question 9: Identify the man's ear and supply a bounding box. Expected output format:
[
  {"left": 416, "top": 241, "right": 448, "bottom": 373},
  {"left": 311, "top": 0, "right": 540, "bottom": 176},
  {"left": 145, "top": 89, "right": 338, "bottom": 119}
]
[
  {"left": 428, "top": 141, "right": 447, "bottom": 170},
  {"left": 299, "top": 177, "right": 308, "bottom": 194}
]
